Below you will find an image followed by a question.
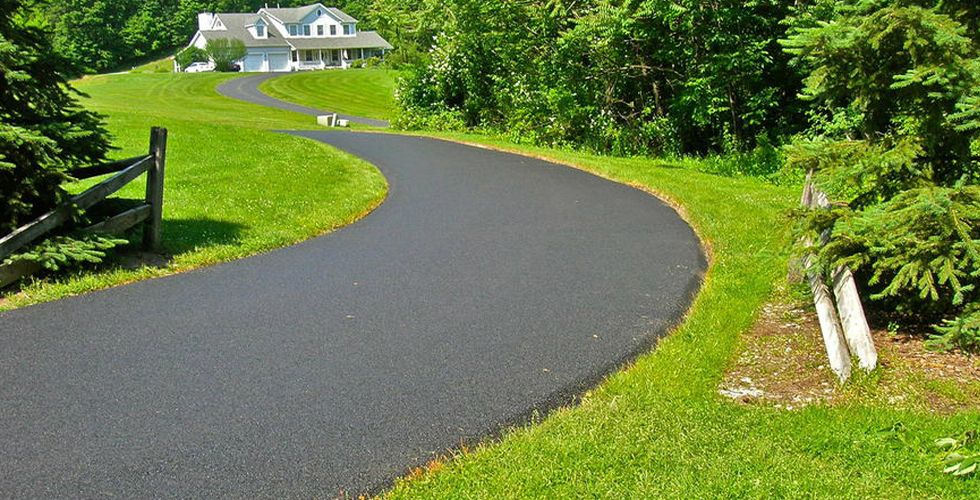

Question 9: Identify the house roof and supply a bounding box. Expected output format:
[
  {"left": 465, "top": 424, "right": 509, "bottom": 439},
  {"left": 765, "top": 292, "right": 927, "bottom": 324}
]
[
  {"left": 286, "top": 31, "right": 393, "bottom": 50},
  {"left": 203, "top": 13, "right": 289, "bottom": 48},
  {"left": 261, "top": 4, "right": 357, "bottom": 24},
  {"left": 325, "top": 7, "right": 357, "bottom": 23}
]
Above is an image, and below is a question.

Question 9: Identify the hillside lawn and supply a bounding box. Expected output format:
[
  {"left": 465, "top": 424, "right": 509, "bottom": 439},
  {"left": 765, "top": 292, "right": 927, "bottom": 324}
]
[
  {"left": 0, "top": 73, "right": 387, "bottom": 310},
  {"left": 258, "top": 68, "right": 399, "bottom": 121},
  {"left": 129, "top": 56, "right": 175, "bottom": 74}
]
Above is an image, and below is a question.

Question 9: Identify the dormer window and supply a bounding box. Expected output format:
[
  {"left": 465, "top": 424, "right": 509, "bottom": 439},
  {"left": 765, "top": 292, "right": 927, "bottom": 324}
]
[
  {"left": 343, "top": 24, "right": 354, "bottom": 35},
  {"left": 256, "top": 25, "right": 265, "bottom": 37},
  {"left": 303, "top": 25, "right": 311, "bottom": 36},
  {"left": 289, "top": 24, "right": 298, "bottom": 36}
]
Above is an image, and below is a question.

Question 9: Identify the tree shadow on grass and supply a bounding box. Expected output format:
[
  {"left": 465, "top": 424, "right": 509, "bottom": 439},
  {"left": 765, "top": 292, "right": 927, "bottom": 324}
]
[
  {"left": 113, "top": 217, "right": 247, "bottom": 270},
  {"left": 159, "top": 217, "right": 247, "bottom": 255}
]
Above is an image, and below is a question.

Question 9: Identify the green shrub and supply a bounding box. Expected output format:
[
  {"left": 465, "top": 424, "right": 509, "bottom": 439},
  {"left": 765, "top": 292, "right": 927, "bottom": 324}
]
[
  {"left": 204, "top": 38, "right": 245, "bottom": 72},
  {"left": 928, "top": 310, "right": 980, "bottom": 353},
  {"left": 175, "top": 46, "right": 207, "bottom": 70},
  {"left": 358, "top": 56, "right": 382, "bottom": 68},
  {"left": 4, "top": 235, "right": 127, "bottom": 273},
  {"left": 935, "top": 432, "right": 979, "bottom": 478},
  {"left": 392, "top": 107, "right": 467, "bottom": 132}
]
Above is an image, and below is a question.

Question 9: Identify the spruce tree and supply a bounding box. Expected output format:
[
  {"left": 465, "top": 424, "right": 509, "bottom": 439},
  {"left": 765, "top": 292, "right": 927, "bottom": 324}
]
[{"left": 0, "top": 0, "right": 112, "bottom": 235}]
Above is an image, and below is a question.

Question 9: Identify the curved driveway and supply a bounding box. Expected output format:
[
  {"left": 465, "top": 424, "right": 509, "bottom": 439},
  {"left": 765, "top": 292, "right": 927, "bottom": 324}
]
[
  {"left": 217, "top": 73, "right": 390, "bottom": 127},
  {"left": 0, "top": 132, "right": 704, "bottom": 496}
]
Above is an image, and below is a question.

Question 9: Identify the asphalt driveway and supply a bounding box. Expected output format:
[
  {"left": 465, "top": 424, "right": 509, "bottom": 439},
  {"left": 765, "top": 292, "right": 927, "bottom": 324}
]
[
  {"left": 0, "top": 132, "right": 704, "bottom": 497},
  {"left": 217, "top": 73, "right": 390, "bottom": 127}
]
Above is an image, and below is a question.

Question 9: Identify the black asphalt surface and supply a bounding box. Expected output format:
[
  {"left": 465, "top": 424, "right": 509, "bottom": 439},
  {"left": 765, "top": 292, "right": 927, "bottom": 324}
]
[
  {"left": 217, "top": 73, "right": 391, "bottom": 127},
  {"left": 0, "top": 132, "right": 705, "bottom": 497}
]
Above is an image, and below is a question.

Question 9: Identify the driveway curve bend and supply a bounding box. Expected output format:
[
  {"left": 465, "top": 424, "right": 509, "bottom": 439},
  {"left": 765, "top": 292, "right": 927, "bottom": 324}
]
[
  {"left": 217, "top": 73, "right": 390, "bottom": 127},
  {"left": 0, "top": 131, "right": 704, "bottom": 496}
]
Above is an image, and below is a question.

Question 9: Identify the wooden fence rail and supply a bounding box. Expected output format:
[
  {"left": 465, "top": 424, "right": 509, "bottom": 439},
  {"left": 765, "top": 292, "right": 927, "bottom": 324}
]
[
  {"left": 0, "top": 127, "right": 167, "bottom": 288},
  {"left": 801, "top": 172, "right": 878, "bottom": 381}
]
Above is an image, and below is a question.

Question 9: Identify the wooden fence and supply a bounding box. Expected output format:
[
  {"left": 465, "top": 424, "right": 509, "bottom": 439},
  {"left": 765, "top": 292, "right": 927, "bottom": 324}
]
[
  {"left": 0, "top": 127, "right": 167, "bottom": 288},
  {"left": 801, "top": 172, "right": 877, "bottom": 381}
]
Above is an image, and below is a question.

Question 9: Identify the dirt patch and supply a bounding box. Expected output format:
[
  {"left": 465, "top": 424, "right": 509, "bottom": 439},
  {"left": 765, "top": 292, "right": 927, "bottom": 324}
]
[
  {"left": 114, "top": 250, "right": 171, "bottom": 270},
  {"left": 721, "top": 288, "right": 980, "bottom": 413}
]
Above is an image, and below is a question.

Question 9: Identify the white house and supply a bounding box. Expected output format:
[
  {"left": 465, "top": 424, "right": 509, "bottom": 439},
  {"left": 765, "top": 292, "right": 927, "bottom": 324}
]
[{"left": 187, "top": 3, "right": 393, "bottom": 72}]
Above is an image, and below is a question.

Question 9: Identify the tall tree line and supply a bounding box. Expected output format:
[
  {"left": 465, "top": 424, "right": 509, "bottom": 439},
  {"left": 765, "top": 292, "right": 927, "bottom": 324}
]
[{"left": 396, "top": 0, "right": 808, "bottom": 156}]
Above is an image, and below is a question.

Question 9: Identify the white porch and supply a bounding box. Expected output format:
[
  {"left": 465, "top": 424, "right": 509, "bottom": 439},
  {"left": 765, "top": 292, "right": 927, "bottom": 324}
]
[{"left": 291, "top": 48, "right": 380, "bottom": 71}]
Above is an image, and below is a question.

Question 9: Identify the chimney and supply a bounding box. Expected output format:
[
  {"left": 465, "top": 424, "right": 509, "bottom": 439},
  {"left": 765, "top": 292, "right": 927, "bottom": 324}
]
[{"left": 198, "top": 12, "right": 215, "bottom": 31}]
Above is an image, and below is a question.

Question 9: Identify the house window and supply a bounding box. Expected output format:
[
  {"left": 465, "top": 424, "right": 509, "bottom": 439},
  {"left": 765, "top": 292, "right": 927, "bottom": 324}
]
[
  {"left": 330, "top": 25, "right": 336, "bottom": 36},
  {"left": 317, "top": 25, "right": 324, "bottom": 36},
  {"left": 344, "top": 24, "right": 354, "bottom": 35},
  {"left": 305, "top": 50, "right": 314, "bottom": 62},
  {"left": 289, "top": 24, "right": 298, "bottom": 36},
  {"left": 256, "top": 25, "right": 265, "bottom": 37},
  {"left": 303, "top": 25, "right": 311, "bottom": 36}
]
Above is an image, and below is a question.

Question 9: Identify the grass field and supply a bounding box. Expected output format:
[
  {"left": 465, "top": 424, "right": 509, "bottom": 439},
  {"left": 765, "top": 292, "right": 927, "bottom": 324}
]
[
  {"left": 128, "top": 56, "right": 174, "bottom": 74},
  {"left": 0, "top": 73, "right": 386, "bottom": 310},
  {"left": 258, "top": 68, "right": 400, "bottom": 120},
  {"left": 371, "top": 132, "right": 980, "bottom": 497}
]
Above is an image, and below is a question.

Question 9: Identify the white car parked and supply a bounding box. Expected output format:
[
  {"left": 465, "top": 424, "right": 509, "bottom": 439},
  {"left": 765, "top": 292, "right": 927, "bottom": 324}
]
[{"left": 183, "top": 62, "right": 214, "bottom": 73}]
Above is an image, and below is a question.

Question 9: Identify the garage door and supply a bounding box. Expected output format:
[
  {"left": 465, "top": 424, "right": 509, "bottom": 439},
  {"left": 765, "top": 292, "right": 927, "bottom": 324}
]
[
  {"left": 268, "top": 53, "right": 290, "bottom": 72},
  {"left": 243, "top": 54, "right": 264, "bottom": 72}
]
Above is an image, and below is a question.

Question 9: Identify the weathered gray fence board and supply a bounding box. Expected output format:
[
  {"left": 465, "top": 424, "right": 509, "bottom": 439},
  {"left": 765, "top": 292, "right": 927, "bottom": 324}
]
[
  {"left": 0, "top": 205, "right": 75, "bottom": 262},
  {"left": 801, "top": 172, "right": 877, "bottom": 380},
  {"left": 81, "top": 204, "right": 152, "bottom": 235},
  {"left": 805, "top": 255, "right": 853, "bottom": 381},
  {"left": 0, "top": 260, "right": 40, "bottom": 289},
  {"left": 70, "top": 155, "right": 150, "bottom": 180},
  {"left": 832, "top": 266, "right": 878, "bottom": 371},
  {"left": 72, "top": 156, "right": 152, "bottom": 211}
]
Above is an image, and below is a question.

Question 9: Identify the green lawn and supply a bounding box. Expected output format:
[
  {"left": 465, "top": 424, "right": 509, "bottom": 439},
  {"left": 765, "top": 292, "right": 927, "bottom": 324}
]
[
  {"left": 129, "top": 56, "right": 175, "bottom": 74},
  {"left": 377, "top": 132, "right": 980, "bottom": 498},
  {"left": 258, "top": 68, "right": 400, "bottom": 121},
  {"left": 0, "top": 73, "right": 386, "bottom": 310}
]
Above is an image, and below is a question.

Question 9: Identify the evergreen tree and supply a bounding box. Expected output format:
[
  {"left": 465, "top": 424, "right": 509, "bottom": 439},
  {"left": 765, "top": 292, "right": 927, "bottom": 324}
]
[
  {"left": 783, "top": 0, "right": 980, "bottom": 349},
  {"left": 0, "top": 0, "right": 112, "bottom": 234}
]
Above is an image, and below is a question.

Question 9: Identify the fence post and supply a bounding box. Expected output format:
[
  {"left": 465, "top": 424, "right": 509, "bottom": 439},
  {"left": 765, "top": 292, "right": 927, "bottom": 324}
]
[
  {"left": 832, "top": 266, "right": 878, "bottom": 371},
  {"left": 143, "top": 127, "right": 167, "bottom": 251},
  {"left": 801, "top": 172, "right": 853, "bottom": 381}
]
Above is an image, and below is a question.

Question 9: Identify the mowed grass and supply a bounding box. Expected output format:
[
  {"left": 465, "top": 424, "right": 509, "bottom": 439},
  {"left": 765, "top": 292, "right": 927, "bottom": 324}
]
[
  {"left": 0, "top": 73, "right": 386, "bottom": 310},
  {"left": 259, "top": 68, "right": 400, "bottom": 120},
  {"left": 376, "top": 132, "right": 980, "bottom": 497},
  {"left": 129, "top": 56, "right": 175, "bottom": 74}
]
